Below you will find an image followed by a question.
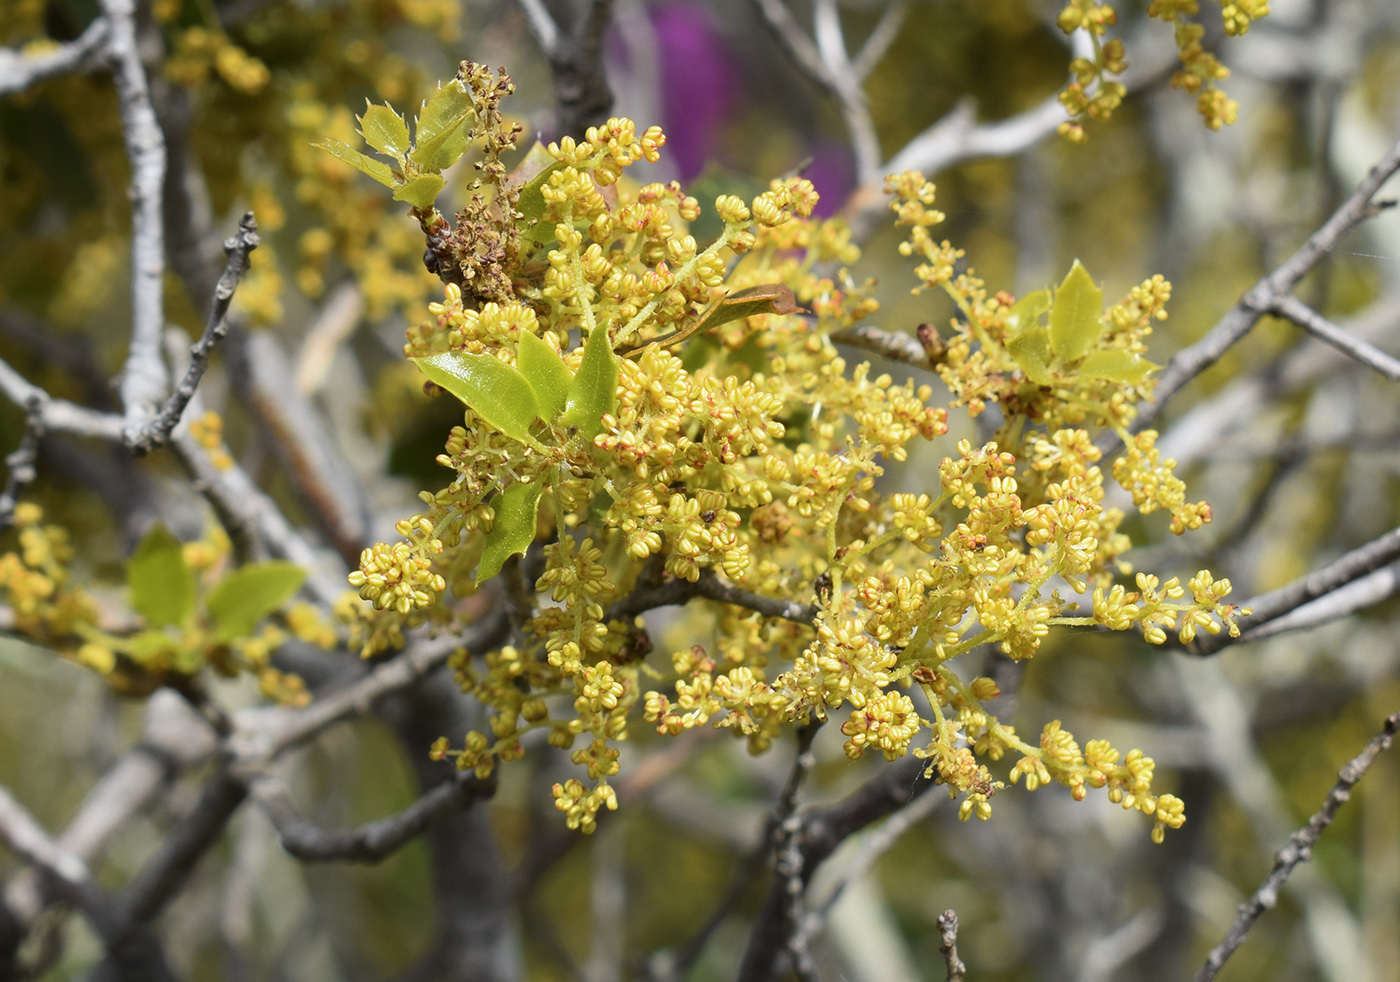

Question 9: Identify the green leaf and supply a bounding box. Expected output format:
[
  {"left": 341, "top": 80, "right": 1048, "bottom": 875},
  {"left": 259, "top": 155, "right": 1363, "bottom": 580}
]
[
  {"left": 477, "top": 480, "right": 544, "bottom": 583},
  {"left": 1006, "top": 289, "right": 1049, "bottom": 334},
  {"left": 1077, "top": 348, "right": 1158, "bottom": 383},
  {"left": 620, "top": 284, "right": 806, "bottom": 355},
  {"left": 410, "top": 80, "right": 474, "bottom": 171},
  {"left": 514, "top": 151, "right": 565, "bottom": 243},
  {"left": 312, "top": 138, "right": 397, "bottom": 187},
  {"left": 413, "top": 351, "right": 541, "bottom": 442},
  {"left": 206, "top": 561, "right": 307, "bottom": 642},
  {"left": 1007, "top": 327, "right": 1053, "bottom": 385},
  {"left": 358, "top": 103, "right": 411, "bottom": 158},
  {"left": 1048, "top": 261, "right": 1103, "bottom": 362},
  {"left": 392, "top": 173, "right": 446, "bottom": 210},
  {"left": 128, "top": 523, "right": 196, "bottom": 629},
  {"left": 562, "top": 325, "right": 618, "bottom": 443},
  {"left": 517, "top": 332, "right": 573, "bottom": 420}
]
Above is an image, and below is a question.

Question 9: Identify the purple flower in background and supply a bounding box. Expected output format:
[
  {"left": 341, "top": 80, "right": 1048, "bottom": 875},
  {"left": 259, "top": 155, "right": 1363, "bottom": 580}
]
[{"left": 650, "top": 4, "right": 739, "bottom": 181}]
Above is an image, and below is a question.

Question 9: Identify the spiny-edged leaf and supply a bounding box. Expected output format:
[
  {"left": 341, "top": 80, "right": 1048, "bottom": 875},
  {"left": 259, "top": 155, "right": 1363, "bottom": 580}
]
[
  {"left": 358, "top": 102, "right": 411, "bottom": 158},
  {"left": 410, "top": 82, "right": 474, "bottom": 171},
  {"left": 1048, "top": 261, "right": 1103, "bottom": 362},
  {"left": 206, "top": 561, "right": 307, "bottom": 642},
  {"left": 393, "top": 173, "right": 446, "bottom": 210},
  {"left": 313, "top": 138, "right": 397, "bottom": 187},
  {"left": 517, "top": 331, "right": 573, "bottom": 420},
  {"left": 414, "top": 351, "right": 541, "bottom": 442},
  {"left": 515, "top": 156, "right": 562, "bottom": 243},
  {"left": 562, "top": 325, "right": 618, "bottom": 443},
  {"left": 1077, "top": 348, "right": 1158, "bottom": 383},
  {"left": 129, "top": 523, "right": 196, "bottom": 629},
  {"left": 1006, "top": 289, "right": 1049, "bottom": 334},
  {"left": 1007, "top": 327, "right": 1053, "bottom": 386},
  {"left": 477, "top": 481, "right": 543, "bottom": 583},
  {"left": 622, "top": 284, "right": 806, "bottom": 355}
]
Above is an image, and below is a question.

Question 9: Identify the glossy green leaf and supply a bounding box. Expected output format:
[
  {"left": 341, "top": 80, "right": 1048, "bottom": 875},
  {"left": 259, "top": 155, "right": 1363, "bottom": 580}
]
[
  {"left": 392, "top": 173, "right": 446, "bottom": 210},
  {"left": 515, "top": 152, "right": 565, "bottom": 243},
  {"left": 129, "top": 523, "right": 196, "bottom": 629},
  {"left": 1077, "top": 348, "right": 1158, "bottom": 383},
  {"left": 358, "top": 103, "right": 411, "bottom": 158},
  {"left": 621, "top": 284, "right": 805, "bottom": 355},
  {"left": 410, "top": 80, "right": 474, "bottom": 171},
  {"left": 517, "top": 332, "right": 573, "bottom": 420},
  {"left": 562, "top": 325, "right": 618, "bottom": 443},
  {"left": 1008, "top": 327, "right": 1053, "bottom": 385},
  {"left": 312, "top": 138, "right": 397, "bottom": 187},
  {"left": 1048, "top": 261, "right": 1103, "bottom": 362},
  {"left": 414, "top": 351, "right": 541, "bottom": 442},
  {"left": 1006, "top": 289, "right": 1049, "bottom": 334},
  {"left": 206, "top": 561, "right": 307, "bottom": 642},
  {"left": 477, "top": 481, "right": 543, "bottom": 582}
]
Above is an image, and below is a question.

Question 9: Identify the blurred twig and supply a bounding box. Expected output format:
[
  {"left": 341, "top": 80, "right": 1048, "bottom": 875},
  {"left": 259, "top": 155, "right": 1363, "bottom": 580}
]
[
  {"left": 0, "top": 396, "right": 44, "bottom": 530},
  {"left": 0, "top": 17, "right": 110, "bottom": 94},
  {"left": 517, "top": 0, "right": 616, "bottom": 139},
  {"left": 937, "top": 909, "right": 966, "bottom": 982},
  {"left": 1193, "top": 711, "right": 1400, "bottom": 982}
]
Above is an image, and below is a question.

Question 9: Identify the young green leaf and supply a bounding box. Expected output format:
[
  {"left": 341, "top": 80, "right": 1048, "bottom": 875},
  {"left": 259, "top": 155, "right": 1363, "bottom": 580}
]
[
  {"left": 517, "top": 331, "right": 573, "bottom": 420},
  {"left": 562, "top": 325, "right": 618, "bottom": 442},
  {"left": 312, "top": 138, "right": 397, "bottom": 187},
  {"left": 128, "top": 523, "right": 196, "bottom": 629},
  {"left": 1077, "top": 348, "right": 1158, "bottom": 383},
  {"left": 515, "top": 154, "right": 566, "bottom": 242},
  {"left": 358, "top": 103, "right": 411, "bottom": 158},
  {"left": 414, "top": 351, "right": 542, "bottom": 442},
  {"left": 1007, "top": 327, "right": 1053, "bottom": 385},
  {"left": 1048, "top": 261, "right": 1103, "bottom": 362},
  {"left": 477, "top": 481, "right": 543, "bottom": 582},
  {"left": 206, "top": 561, "right": 307, "bottom": 642},
  {"left": 410, "top": 80, "right": 474, "bottom": 171},
  {"left": 392, "top": 173, "right": 446, "bottom": 211},
  {"left": 1006, "top": 289, "right": 1049, "bottom": 334}
]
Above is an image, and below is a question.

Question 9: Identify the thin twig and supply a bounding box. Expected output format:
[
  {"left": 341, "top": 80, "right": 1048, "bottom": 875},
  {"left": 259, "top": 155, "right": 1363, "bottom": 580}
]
[
  {"left": 1190, "top": 524, "right": 1400, "bottom": 655},
  {"left": 102, "top": 0, "right": 170, "bottom": 431},
  {"left": 0, "top": 358, "right": 125, "bottom": 441},
  {"left": 938, "top": 909, "right": 967, "bottom": 982},
  {"left": 0, "top": 16, "right": 110, "bottom": 95},
  {"left": 0, "top": 397, "right": 45, "bottom": 530},
  {"left": 1192, "top": 711, "right": 1400, "bottom": 982},
  {"left": 851, "top": 1, "right": 908, "bottom": 82},
  {"left": 0, "top": 785, "right": 94, "bottom": 891},
  {"left": 1265, "top": 293, "right": 1400, "bottom": 382},
  {"left": 606, "top": 569, "right": 818, "bottom": 625},
  {"left": 250, "top": 771, "right": 495, "bottom": 862},
  {"left": 1129, "top": 136, "right": 1400, "bottom": 439},
  {"left": 124, "top": 213, "right": 260, "bottom": 455},
  {"left": 831, "top": 324, "right": 942, "bottom": 371}
]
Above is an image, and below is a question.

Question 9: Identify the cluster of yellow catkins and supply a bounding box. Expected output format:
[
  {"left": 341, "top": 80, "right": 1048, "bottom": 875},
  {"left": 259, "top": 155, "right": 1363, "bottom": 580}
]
[{"left": 345, "top": 97, "right": 1247, "bottom": 842}]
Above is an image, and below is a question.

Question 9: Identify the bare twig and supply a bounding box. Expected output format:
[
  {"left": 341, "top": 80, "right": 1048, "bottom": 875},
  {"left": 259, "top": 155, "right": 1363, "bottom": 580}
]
[
  {"left": 607, "top": 569, "right": 817, "bottom": 625},
  {"left": 831, "top": 324, "right": 942, "bottom": 372},
  {"left": 938, "top": 909, "right": 967, "bottom": 982},
  {"left": 1130, "top": 136, "right": 1400, "bottom": 438},
  {"left": 0, "top": 16, "right": 110, "bottom": 95},
  {"left": 1190, "top": 524, "right": 1400, "bottom": 655},
  {"left": 851, "top": 1, "right": 909, "bottom": 82},
  {"left": 0, "top": 358, "right": 125, "bottom": 441},
  {"left": 250, "top": 770, "right": 495, "bottom": 862},
  {"left": 0, "top": 785, "right": 94, "bottom": 892},
  {"left": 0, "top": 397, "right": 45, "bottom": 530},
  {"left": 124, "top": 213, "right": 260, "bottom": 455},
  {"left": 101, "top": 0, "right": 170, "bottom": 430},
  {"left": 1264, "top": 293, "right": 1400, "bottom": 382},
  {"left": 1193, "top": 711, "right": 1400, "bottom": 982}
]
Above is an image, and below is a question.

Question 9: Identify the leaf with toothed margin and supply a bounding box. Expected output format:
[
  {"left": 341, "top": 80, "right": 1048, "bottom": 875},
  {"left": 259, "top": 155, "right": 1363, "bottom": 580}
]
[
  {"left": 562, "top": 325, "right": 618, "bottom": 443},
  {"left": 358, "top": 102, "right": 411, "bottom": 158},
  {"left": 477, "top": 481, "right": 543, "bottom": 583},
  {"left": 413, "top": 351, "right": 541, "bottom": 442},
  {"left": 410, "top": 79, "right": 474, "bottom": 171},
  {"left": 517, "top": 332, "right": 573, "bottom": 421},
  {"left": 393, "top": 173, "right": 446, "bottom": 210},
  {"left": 1048, "top": 261, "right": 1103, "bottom": 362},
  {"left": 313, "top": 138, "right": 397, "bottom": 187}
]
